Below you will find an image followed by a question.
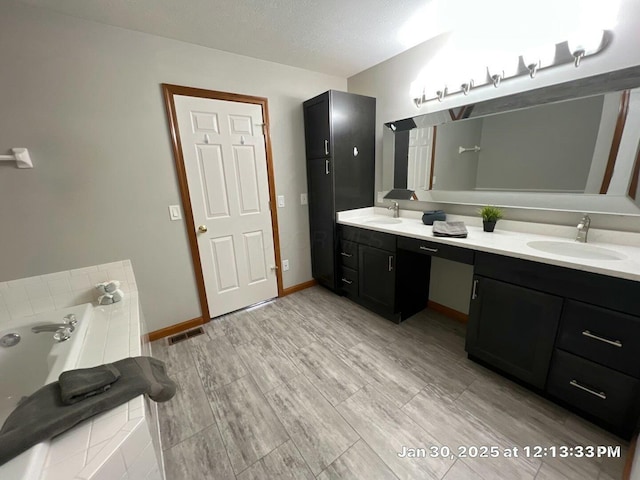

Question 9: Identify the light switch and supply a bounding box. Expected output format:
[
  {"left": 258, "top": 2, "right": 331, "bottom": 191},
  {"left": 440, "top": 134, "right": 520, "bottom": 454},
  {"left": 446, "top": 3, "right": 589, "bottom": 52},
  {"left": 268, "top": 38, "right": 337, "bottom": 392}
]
[
  {"left": 169, "top": 205, "right": 182, "bottom": 221},
  {"left": 277, "top": 195, "right": 285, "bottom": 208},
  {"left": 300, "top": 193, "right": 308, "bottom": 205}
]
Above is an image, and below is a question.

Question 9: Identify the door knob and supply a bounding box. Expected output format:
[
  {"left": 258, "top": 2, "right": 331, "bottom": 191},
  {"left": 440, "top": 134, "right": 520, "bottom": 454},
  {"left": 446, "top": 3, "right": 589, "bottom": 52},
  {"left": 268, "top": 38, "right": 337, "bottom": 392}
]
[{"left": 198, "top": 225, "right": 208, "bottom": 233}]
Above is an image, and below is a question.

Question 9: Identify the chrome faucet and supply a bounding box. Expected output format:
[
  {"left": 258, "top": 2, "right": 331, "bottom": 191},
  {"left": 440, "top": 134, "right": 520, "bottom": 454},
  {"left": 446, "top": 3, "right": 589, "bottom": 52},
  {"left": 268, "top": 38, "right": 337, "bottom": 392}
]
[
  {"left": 31, "top": 323, "right": 74, "bottom": 334},
  {"left": 576, "top": 214, "right": 591, "bottom": 243},
  {"left": 388, "top": 201, "right": 399, "bottom": 218},
  {"left": 31, "top": 314, "right": 77, "bottom": 334}
]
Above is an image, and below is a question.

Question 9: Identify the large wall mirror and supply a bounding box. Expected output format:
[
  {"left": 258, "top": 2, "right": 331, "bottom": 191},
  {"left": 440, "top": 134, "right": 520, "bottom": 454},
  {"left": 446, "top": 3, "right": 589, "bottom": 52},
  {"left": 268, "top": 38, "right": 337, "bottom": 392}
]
[{"left": 383, "top": 66, "right": 640, "bottom": 215}]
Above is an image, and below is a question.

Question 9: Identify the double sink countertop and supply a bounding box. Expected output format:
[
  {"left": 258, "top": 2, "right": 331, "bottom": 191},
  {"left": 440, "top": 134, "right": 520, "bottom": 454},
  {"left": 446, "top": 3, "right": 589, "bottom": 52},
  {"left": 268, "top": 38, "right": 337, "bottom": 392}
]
[{"left": 337, "top": 207, "right": 640, "bottom": 282}]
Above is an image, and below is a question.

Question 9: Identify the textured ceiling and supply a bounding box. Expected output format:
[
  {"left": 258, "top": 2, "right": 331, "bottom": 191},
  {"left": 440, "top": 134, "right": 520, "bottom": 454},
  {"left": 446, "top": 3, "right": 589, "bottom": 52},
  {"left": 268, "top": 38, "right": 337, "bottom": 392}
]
[{"left": 17, "top": 0, "right": 435, "bottom": 77}]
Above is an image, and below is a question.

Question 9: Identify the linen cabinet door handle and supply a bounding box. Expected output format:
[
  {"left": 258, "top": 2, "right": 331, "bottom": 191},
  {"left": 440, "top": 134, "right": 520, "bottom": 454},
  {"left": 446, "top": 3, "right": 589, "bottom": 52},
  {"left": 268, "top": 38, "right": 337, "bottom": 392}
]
[
  {"left": 340, "top": 252, "right": 352, "bottom": 258},
  {"left": 341, "top": 278, "right": 353, "bottom": 285},
  {"left": 569, "top": 380, "right": 607, "bottom": 400},
  {"left": 388, "top": 256, "right": 393, "bottom": 272},
  {"left": 325, "top": 159, "right": 330, "bottom": 175},
  {"left": 324, "top": 140, "right": 329, "bottom": 155},
  {"left": 471, "top": 279, "right": 479, "bottom": 300},
  {"left": 581, "top": 330, "right": 622, "bottom": 348}
]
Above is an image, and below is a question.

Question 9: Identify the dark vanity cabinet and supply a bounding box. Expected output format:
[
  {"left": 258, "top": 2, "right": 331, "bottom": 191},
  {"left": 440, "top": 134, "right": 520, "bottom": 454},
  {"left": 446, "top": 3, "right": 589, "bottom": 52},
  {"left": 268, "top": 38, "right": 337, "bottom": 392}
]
[
  {"left": 466, "top": 251, "right": 640, "bottom": 438},
  {"left": 303, "top": 91, "right": 376, "bottom": 291},
  {"left": 338, "top": 225, "right": 430, "bottom": 322}
]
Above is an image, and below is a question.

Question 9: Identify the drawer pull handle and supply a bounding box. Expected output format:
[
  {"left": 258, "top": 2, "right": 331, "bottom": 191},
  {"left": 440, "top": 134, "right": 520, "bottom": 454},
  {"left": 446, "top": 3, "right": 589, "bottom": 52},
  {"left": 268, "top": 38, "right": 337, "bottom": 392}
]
[
  {"left": 471, "top": 279, "right": 479, "bottom": 300},
  {"left": 581, "top": 330, "right": 622, "bottom": 348},
  {"left": 341, "top": 278, "right": 353, "bottom": 285},
  {"left": 340, "top": 252, "right": 352, "bottom": 258},
  {"left": 419, "top": 246, "right": 439, "bottom": 253},
  {"left": 569, "top": 380, "right": 607, "bottom": 400}
]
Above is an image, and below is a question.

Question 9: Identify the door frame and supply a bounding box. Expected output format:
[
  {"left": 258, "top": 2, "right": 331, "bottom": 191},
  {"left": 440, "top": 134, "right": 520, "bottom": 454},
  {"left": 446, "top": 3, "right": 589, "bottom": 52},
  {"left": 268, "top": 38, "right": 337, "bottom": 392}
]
[{"left": 162, "top": 83, "right": 284, "bottom": 322}]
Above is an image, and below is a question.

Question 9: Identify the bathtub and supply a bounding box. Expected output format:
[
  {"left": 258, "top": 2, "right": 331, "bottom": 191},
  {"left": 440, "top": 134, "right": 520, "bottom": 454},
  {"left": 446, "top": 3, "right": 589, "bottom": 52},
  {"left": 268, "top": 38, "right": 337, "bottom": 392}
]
[{"left": 0, "top": 303, "right": 92, "bottom": 479}]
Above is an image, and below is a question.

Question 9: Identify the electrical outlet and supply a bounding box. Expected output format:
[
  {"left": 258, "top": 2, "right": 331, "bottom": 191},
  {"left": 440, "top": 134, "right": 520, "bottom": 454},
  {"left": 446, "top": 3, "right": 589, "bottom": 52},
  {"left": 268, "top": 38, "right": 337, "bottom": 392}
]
[
  {"left": 169, "top": 205, "right": 182, "bottom": 221},
  {"left": 282, "top": 259, "right": 289, "bottom": 271},
  {"left": 300, "top": 193, "right": 308, "bottom": 205},
  {"left": 377, "top": 192, "right": 384, "bottom": 203},
  {"left": 277, "top": 195, "right": 285, "bottom": 208}
]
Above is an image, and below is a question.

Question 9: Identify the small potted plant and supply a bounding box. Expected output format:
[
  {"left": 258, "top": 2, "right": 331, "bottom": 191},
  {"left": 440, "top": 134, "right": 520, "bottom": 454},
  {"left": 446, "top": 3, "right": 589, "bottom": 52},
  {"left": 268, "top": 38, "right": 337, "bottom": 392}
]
[{"left": 479, "top": 205, "right": 503, "bottom": 232}]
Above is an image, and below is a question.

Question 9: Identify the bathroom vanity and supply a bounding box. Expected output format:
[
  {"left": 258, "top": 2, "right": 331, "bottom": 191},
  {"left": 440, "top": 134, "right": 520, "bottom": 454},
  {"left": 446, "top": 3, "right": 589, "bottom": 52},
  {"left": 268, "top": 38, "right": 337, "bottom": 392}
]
[{"left": 337, "top": 208, "right": 640, "bottom": 439}]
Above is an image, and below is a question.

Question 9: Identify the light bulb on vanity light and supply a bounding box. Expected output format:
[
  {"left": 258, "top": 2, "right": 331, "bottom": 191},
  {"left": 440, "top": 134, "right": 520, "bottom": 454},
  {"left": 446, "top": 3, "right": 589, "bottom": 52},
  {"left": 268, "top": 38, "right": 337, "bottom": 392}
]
[
  {"left": 521, "top": 44, "right": 556, "bottom": 78},
  {"left": 410, "top": 77, "right": 426, "bottom": 107},
  {"left": 486, "top": 53, "right": 519, "bottom": 88},
  {"left": 568, "top": 29, "right": 604, "bottom": 67}
]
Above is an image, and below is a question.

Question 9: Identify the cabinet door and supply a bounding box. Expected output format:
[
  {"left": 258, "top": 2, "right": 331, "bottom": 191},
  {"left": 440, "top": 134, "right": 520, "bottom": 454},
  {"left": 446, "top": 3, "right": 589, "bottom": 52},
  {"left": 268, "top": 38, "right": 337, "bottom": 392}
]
[
  {"left": 331, "top": 91, "right": 375, "bottom": 211},
  {"left": 307, "top": 156, "right": 335, "bottom": 290},
  {"left": 466, "top": 276, "right": 563, "bottom": 388},
  {"left": 303, "top": 94, "right": 331, "bottom": 159},
  {"left": 358, "top": 245, "right": 395, "bottom": 312}
]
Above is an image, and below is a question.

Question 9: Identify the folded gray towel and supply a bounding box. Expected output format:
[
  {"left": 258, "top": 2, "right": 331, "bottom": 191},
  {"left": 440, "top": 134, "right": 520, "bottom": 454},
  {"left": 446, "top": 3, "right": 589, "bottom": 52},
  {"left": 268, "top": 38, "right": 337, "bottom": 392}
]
[
  {"left": 432, "top": 221, "right": 468, "bottom": 238},
  {"left": 59, "top": 364, "right": 121, "bottom": 405},
  {"left": 0, "top": 356, "right": 176, "bottom": 466}
]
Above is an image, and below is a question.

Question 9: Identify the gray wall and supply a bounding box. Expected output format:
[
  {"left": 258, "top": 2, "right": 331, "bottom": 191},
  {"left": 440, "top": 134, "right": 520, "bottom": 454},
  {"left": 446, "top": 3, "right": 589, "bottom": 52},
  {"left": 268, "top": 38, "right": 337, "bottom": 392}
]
[
  {"left": 0, "top": 2, "right": 346, "bottom": 331},
  {"left": 433, "top": 119, "right": 482, "bottom": 191},
  {"left": 475, "top": 96, "right": 603, "bottom": 192},
  {"left": 348, "top": 0, "right": 640, "bottom": 313}
]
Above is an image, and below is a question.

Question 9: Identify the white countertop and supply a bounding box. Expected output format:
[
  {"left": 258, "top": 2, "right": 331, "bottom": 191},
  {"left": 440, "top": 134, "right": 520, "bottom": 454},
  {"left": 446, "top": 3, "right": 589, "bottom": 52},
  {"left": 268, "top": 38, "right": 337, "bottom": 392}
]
[{"left": 337, "top": 207, "right": 640, "bottom": 282}]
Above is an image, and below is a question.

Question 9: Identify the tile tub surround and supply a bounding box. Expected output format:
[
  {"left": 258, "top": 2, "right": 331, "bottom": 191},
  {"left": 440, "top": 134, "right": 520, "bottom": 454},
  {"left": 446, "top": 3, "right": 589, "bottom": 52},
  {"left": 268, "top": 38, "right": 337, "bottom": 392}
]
[
  {"left": 337, "top": 207, "right": 640, "bottom": 281},
  {"left": 0, "top": 261, "right": 164, "bottom": 480},
  {"left": 0, "top": 261, "right": 137, "bottom": 327},
  {"left": 153, "top": 287, "right": 627, "bottom": 479}
]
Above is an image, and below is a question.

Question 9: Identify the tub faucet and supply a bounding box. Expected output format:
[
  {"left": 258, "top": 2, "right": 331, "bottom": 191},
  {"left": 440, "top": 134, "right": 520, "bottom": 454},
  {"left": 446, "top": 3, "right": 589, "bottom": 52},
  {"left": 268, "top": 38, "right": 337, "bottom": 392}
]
[
  {"left": 31, "top": 323, "right": 74, "bottom": 334},
  {"left": 31, "top": 315, "right": 77, "bottom": 334},
  {"left": 576, "top": 214, "right": 591, "bottom": 243},
  {"left": 388, "top": 201, "right": 399, "bottom": 218}
]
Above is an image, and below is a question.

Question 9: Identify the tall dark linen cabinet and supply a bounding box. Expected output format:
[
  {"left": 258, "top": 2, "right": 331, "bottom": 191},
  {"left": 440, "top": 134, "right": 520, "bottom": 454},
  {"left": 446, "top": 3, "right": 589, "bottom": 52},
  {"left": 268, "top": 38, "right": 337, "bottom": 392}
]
[{"left": 303, "top": 91, "right": 376, "bottom": 291}]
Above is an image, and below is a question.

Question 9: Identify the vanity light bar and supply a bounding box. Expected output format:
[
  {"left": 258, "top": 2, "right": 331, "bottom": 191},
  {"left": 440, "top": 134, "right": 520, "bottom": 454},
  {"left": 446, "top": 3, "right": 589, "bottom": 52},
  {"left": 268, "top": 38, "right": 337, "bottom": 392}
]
[{"left": 412, "top": 30, "right": 607, "bottom": 108}]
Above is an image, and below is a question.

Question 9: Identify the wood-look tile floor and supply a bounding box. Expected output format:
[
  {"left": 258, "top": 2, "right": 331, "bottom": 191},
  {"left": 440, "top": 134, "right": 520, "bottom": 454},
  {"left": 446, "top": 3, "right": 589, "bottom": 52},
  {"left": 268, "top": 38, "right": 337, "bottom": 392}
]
[{"left": 152, "top": 286, "right": 627, "bottom": 480}]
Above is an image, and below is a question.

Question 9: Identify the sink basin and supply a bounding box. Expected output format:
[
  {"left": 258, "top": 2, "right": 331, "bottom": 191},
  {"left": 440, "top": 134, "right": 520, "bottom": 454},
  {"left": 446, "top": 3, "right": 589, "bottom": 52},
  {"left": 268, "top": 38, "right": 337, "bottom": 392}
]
[
  {"left": 526, "top": 240, "right": 626, "bottom": 261},
  {"left": 363, "top": 217, "right": 402, "bottom": 225}
]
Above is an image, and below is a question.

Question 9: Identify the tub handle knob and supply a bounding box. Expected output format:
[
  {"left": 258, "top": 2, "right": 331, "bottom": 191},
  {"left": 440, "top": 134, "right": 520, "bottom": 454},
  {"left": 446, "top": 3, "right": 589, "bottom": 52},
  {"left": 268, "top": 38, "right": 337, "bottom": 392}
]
[
  {"left": 54, "top": 327, "right": 72, "bottom": 342},
  {"left": 64, "top": 314, "right": 77, "bottom": 328}
]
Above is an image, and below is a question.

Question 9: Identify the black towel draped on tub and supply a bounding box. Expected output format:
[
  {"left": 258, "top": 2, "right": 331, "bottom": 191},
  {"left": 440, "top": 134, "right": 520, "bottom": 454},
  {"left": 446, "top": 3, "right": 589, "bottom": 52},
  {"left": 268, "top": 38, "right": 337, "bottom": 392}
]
[{"left": 0, "top": 356, "right": 176, "bottom": 466}]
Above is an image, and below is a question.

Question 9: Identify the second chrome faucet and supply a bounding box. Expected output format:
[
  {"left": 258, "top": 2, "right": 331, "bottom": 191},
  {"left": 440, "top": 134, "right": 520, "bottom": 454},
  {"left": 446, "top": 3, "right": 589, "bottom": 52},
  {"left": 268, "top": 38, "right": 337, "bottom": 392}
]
[
  {"left": 576, "top": 214, "right": 591, "bottom": 243},
  {"left": 388, "top": 201, "right": 399, "bottom": 218}
]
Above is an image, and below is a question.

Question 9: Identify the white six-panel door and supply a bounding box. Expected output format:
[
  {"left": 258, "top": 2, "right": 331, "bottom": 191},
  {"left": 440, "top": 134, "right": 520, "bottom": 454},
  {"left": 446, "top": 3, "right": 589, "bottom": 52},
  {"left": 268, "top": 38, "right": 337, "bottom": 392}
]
[{"left": 174, "top": 95, "right": 278, "bottom": 319}]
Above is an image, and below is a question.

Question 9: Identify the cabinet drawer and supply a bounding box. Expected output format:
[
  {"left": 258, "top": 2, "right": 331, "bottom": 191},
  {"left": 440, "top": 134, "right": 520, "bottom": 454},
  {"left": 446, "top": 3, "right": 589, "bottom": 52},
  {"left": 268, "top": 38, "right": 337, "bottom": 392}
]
[
  {"left": 557, "top": 300, "right": 640, "bottom": 378},
  {"left": 339, "top": 266, "right": 358, "bottom": 296},
  {"left": 397, "top": 236, "right": 474, "bottom": 265},
  {"left": 547, "top": 349, "right": 640, "bottom": 431},
  {"left": 340, "top": 225, "right": 396, "bottom": 251},
  {"left": 338, "top": 240, "right": 358, "bottom": 269}
]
